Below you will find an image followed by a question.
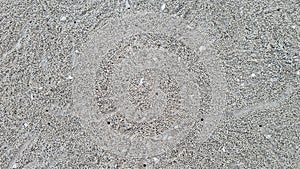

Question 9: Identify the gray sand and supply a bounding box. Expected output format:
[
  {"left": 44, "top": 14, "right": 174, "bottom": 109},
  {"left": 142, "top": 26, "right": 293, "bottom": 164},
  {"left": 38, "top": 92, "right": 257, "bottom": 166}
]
[{"left": 0, "top": 0, "right": 299, "bottom": 168}]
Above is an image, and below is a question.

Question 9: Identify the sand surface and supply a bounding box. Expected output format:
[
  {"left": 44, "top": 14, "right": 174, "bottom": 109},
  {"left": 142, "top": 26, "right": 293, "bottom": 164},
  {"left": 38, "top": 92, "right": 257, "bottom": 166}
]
[{"left": 0, "top": 0, "right": 299, "bottom": 168}]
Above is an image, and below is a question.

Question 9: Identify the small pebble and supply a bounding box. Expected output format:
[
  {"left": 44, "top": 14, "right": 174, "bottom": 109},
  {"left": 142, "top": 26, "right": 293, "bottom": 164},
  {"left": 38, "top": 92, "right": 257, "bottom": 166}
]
[
  {"left": 265, "top": 134, "right": 272, "bottom": 139},
  {"left": 199, "top": 46, "right": 207, "bottom": 52},
  {"left": 125, "top": 0, "right": 130, "bottom": 9},
  {"left": 60, "top": 16, "right": 67, "bottom": 21},
  {"left": 186, "top": 25, "right": 194, "bottom": 30},
  {"left": 270, "top": 78, "right": 278, "bottom": 82},
  {"left": 153, "top": 157, "right": 160, "bottom": 163},
  {"left": 139, "top": 77, "right": 144, "bottom": 85},
  {"left": 12, "top": 164, "right": 18, "bottom": 168},
  {"left": 67, "top": 75, "right": 73, "bottom": 80},
  {"left": 161, "top": 3, "right": 166, "bottom": 11}
]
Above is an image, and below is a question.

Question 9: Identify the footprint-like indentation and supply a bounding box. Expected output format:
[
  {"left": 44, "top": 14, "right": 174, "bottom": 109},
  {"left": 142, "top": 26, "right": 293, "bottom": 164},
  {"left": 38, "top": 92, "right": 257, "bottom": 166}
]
[{"left": 72, "top": 12, "right": 227, "bottom": 158}]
